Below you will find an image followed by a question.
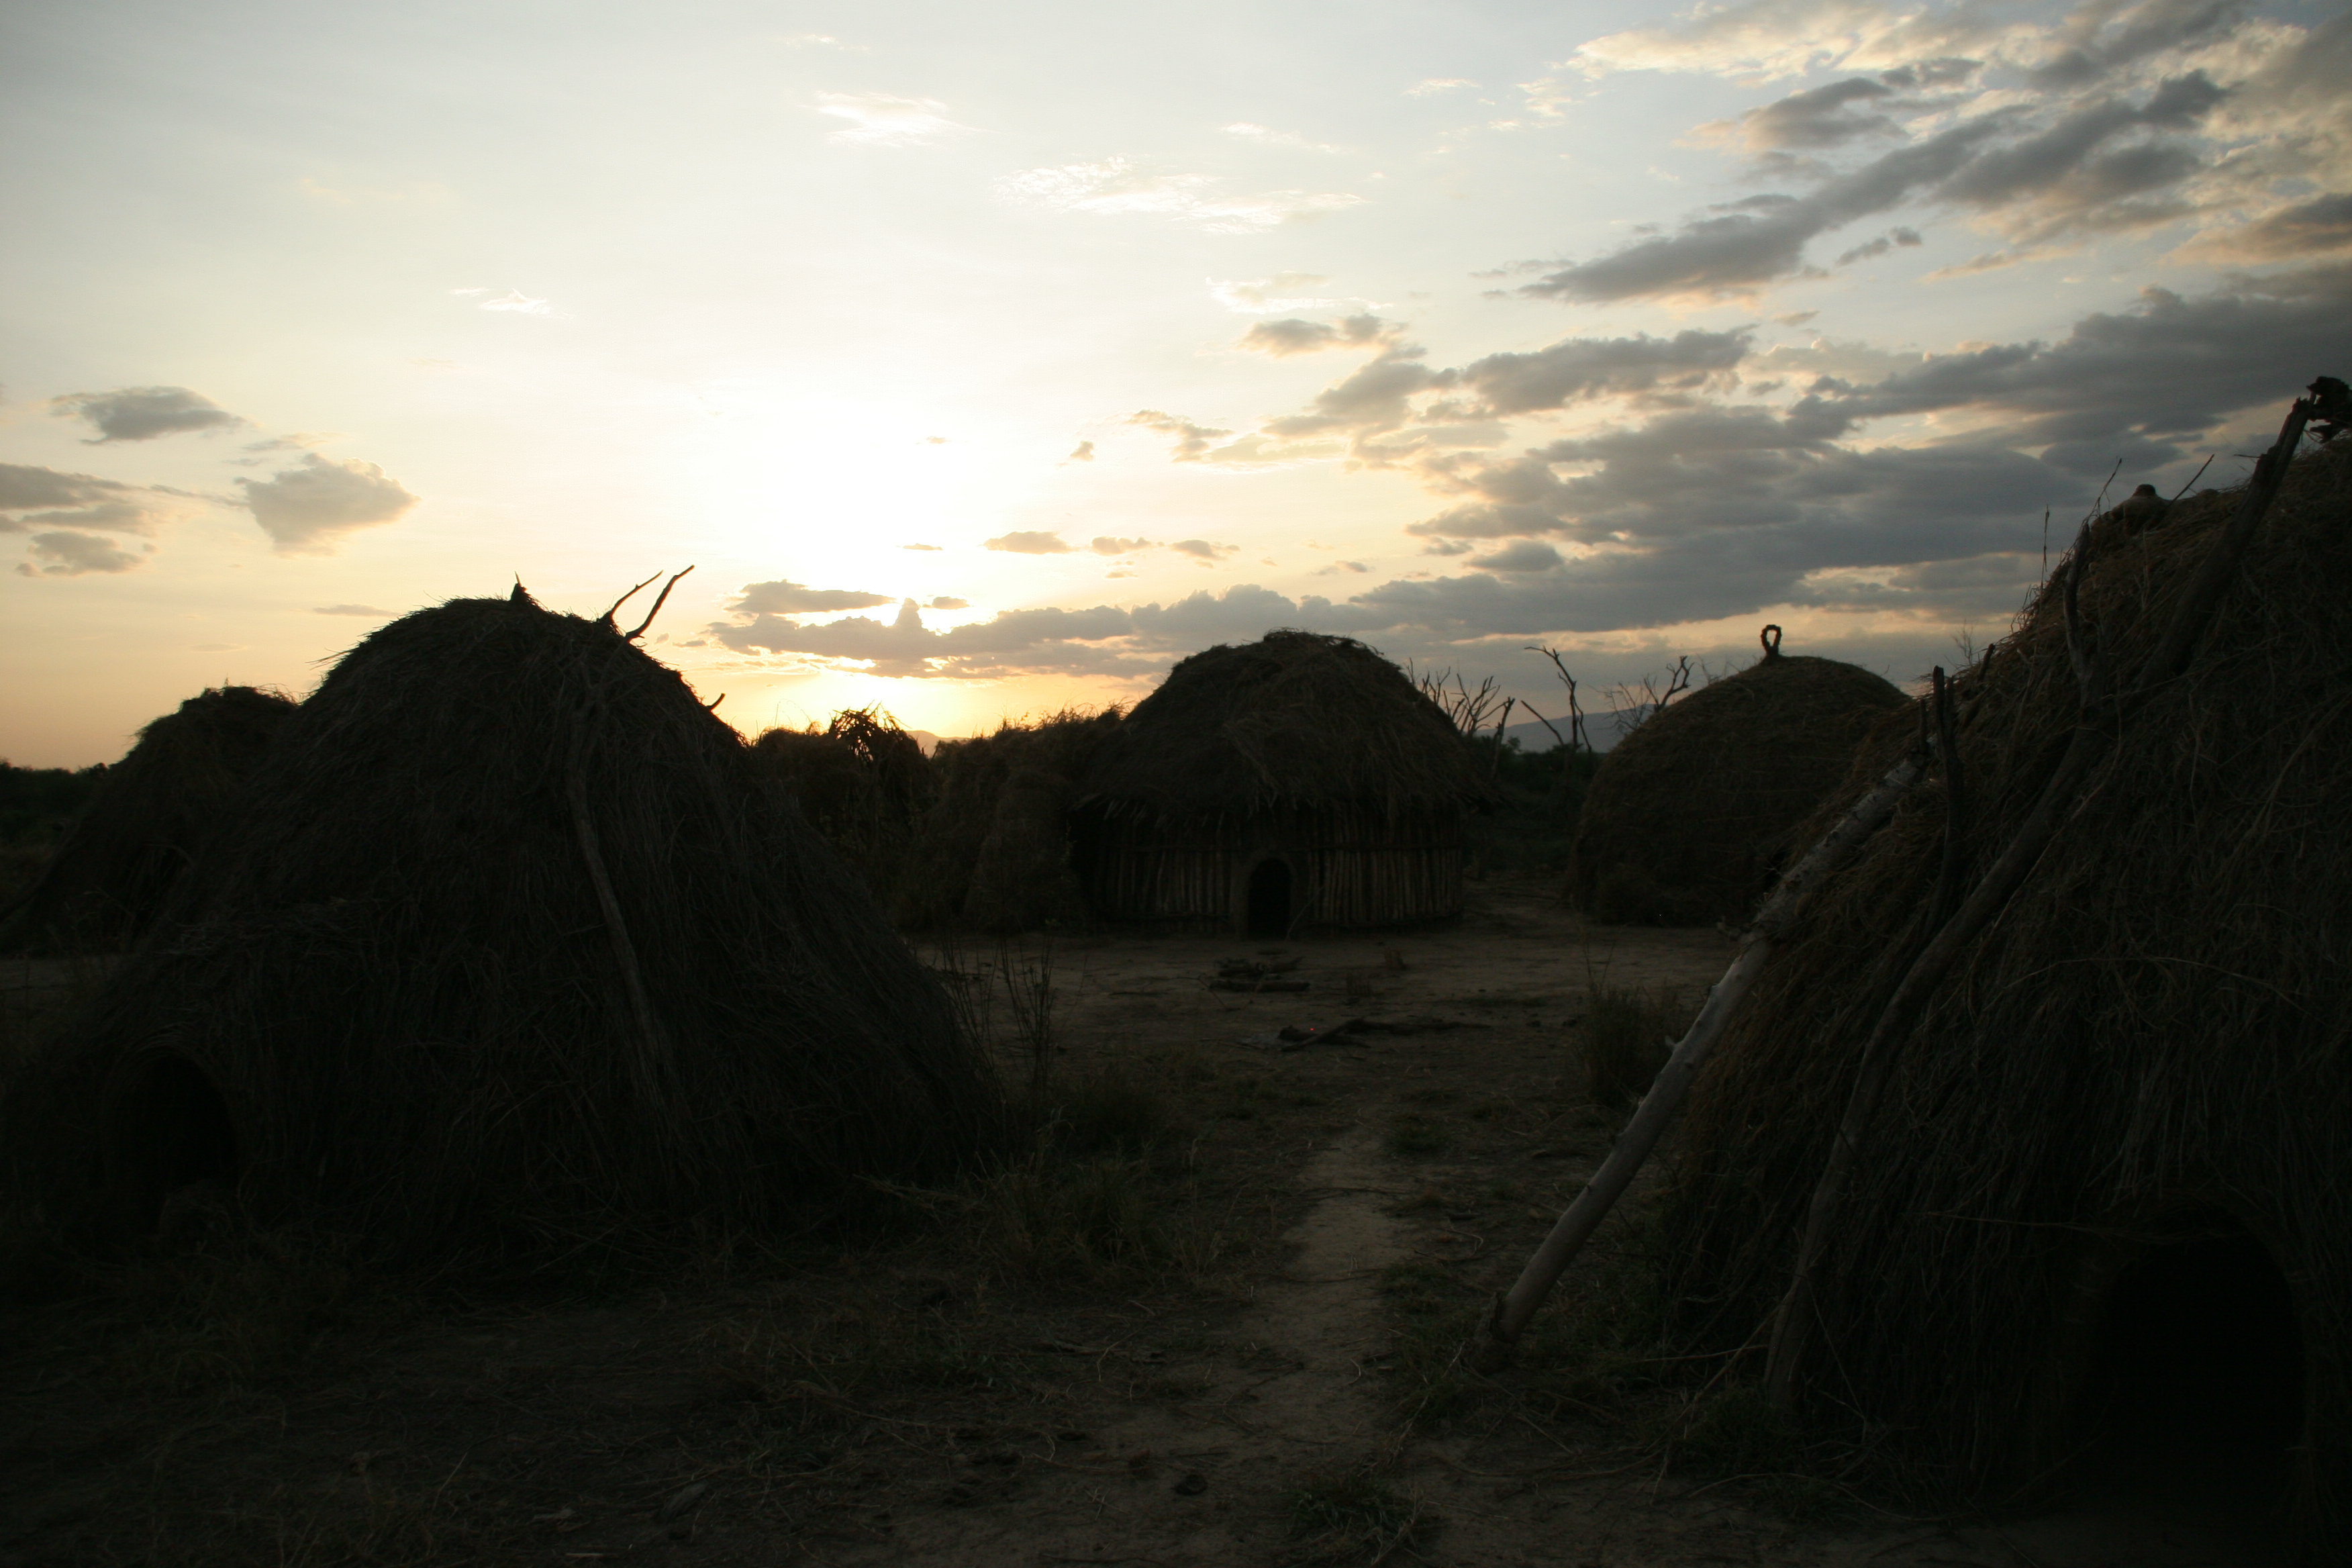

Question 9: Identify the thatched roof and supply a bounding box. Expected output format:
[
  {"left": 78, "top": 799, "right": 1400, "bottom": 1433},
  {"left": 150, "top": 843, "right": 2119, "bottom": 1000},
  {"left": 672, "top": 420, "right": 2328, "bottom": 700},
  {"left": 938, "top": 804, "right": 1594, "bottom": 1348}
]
[
  {"left": 893, "top": 709, "right": 1120, "bottom": 932},
  {"left": 752, "top": 707, "right": 934, "bottom": 895},
  {"left": 1567, "top": 649, "right": 1903, "bottom": 925},
  {"left": 5, "top": 591, "right": 999, "bottom": 1250},
  {"left": 0, "top": 685, "right": 296, "bottom": 954},
  {"left": 1080, "top": 631, "right": 1497, "bottom": 822},
  {"left": 1660, "top": 430, "right": 2352, "bottom": 1545}
]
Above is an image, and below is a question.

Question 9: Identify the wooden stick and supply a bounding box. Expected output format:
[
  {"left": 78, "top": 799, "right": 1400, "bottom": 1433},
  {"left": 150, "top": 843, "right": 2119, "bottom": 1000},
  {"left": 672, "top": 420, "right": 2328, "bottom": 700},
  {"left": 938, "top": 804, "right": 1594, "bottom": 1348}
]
[
  {"left": 1466, "top": 738, "right": 1933, "bottom": 1373},
  {"left": 1762, "top": 384, "right": 2323, "bottom": 1410},
  {"left": 624, "top": 565, "right": 695, "bottom": 641},
  {"left": 566, "top": 761, "right": 669, "bottom": 1108}
]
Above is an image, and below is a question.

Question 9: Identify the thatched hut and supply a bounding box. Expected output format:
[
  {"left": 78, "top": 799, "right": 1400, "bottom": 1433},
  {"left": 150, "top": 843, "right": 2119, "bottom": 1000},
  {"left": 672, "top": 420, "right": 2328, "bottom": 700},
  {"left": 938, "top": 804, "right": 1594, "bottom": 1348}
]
[
  {"left": 892, "top": 709, "right": 1120, "bottom": 933},
  {"left": 0, "top": 685, "right": 297, "bottom": 954},
  {"left": 1567, "top": 637, "right": 1903, "bottom": 926},
  {"left": 1075, "top": 632, "right": 1496, "bottom": 936},
  {"left": 1661, "top": 426, "right": 2352, "bottom": 1550},
  {"left": 4, "top": 590, "right": 999, "bottom": 1249},
  {"left": 752, "top": 707, "right": 934, "bottom": 896}
]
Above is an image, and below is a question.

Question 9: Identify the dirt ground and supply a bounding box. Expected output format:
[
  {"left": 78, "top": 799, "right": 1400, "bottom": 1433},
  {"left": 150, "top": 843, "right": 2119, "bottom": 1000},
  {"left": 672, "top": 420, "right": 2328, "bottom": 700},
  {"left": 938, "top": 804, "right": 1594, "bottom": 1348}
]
[{"left": 0, "top": 881, "right": 2288, "bottom": 1568}]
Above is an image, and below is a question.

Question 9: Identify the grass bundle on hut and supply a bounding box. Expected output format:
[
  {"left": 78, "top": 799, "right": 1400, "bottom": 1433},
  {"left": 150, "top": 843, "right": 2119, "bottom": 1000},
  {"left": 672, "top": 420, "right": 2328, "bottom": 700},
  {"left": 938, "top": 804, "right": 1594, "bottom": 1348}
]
[
  {"left": 0, "top": 686, "right": 296, "bottom": 955},
  {"left": 752, "top": 707, "right": 934, "bottom": 895},
  {"left": 1077, "top": 632, "right": 1499, "bottom": 934},
  {"left": 1566, "top": 638, "right": 1902, "bottom": 926},
  {"left": 1661, "top": 426, "right": 2352, "bottom": 1550},
  {"left": 3, "top": 589, "right": 999, "bottom": 1253},
  {"left": 893, "top": 709, "right": 1121, "bottom": 932}
]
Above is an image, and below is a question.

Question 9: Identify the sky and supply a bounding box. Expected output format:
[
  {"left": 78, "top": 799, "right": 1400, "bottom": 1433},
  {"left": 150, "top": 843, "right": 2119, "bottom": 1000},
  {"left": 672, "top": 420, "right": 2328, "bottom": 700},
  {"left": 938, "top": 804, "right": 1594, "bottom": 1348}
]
[{"left": 4, "top": 0, "right": 2349, "bottom": 766}]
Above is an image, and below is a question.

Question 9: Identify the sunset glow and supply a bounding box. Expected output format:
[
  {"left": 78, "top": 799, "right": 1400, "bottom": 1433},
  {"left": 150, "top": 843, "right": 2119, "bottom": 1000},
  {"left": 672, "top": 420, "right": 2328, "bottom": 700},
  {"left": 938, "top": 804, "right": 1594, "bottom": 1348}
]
[{"left": 7, "top": 0, "right": 2349, "bottom": 763}]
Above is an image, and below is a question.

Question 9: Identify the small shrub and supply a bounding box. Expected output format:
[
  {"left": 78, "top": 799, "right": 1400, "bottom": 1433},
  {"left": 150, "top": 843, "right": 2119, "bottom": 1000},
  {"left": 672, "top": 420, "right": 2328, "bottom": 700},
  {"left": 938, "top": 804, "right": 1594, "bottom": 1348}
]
[
  {"left": 1287, "top": 1468, "right": 1426, "bottom": 1565},
  {"left": 1051, "top": 1068, "right": 1171, "bottom": 1155},
  {"left": 1667, "top": 1383, "right": 1800, "bottom": 1477},
  {"left": 1378, "top": 1259, "right": 1479, "bottom": 1428},
  {"left": 1581, "top": 979, "right": 1685, "bottom": 1107},
  {"left": 977, "top": 1155, "right": 1161, "bottom": 1277}
]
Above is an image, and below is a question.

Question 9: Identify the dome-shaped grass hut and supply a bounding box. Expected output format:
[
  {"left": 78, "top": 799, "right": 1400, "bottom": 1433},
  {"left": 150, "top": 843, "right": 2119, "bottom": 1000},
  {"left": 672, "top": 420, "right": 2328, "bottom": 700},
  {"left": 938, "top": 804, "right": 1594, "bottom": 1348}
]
[
  {"left": 752, "top": 707, "right": 934, "bottom": 897},
  {"left": 891, "top": 708, "right": 1123, "bottom": 934},
  {"left": 0, "top": 685, "right": 296, "bottom": 954},
  {"left": 1660, "top": 409, "right": 2352, "bottom": 1551},
  {"left": 1076, "top": 632, "right": 1496, "bottom": 936},
  {"left": 4, "top": 589, "right": 999, "bottom": 1250},
  {"left": 1567, "top": 635, "right": 1904, "bottom": 926}
]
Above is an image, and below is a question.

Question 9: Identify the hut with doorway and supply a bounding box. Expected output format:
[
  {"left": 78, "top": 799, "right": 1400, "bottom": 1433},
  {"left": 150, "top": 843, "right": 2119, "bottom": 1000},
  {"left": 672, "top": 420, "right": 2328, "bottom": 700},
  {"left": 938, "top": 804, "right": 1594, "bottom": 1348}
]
[
  {"left": 1566, "top": 630, "right": 1904, "bottom": 926},
  {"left": 1075, "top": 631, "right": 1497, "bottom": 936},
  {"left": 1, "top": 588, "right": 999, "bottom": 1251},
  {"left": 1658, "top": 423, "right": 2352, "bottom": 1553},
  {"left": 0, "top": 685, "right": 297, "bottom": 954}
]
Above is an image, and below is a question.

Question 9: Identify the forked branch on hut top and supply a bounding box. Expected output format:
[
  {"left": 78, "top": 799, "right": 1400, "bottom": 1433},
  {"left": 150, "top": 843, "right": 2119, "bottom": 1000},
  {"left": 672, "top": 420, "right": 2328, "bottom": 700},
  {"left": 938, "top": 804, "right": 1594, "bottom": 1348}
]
[
  {"left": 598, "top": 565, "right": 697, "bottom": 640},
  {"left": 1761, "top": 378, "right": 2337, "bottom": 1411}
]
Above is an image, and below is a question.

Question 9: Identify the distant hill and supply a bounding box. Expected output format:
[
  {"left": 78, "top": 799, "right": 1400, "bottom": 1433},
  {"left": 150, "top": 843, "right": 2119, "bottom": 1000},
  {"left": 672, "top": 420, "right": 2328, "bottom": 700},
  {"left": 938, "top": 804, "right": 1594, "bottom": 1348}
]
[{"left": 1498, "top": 711, "right": 1643, "bottom": 754}]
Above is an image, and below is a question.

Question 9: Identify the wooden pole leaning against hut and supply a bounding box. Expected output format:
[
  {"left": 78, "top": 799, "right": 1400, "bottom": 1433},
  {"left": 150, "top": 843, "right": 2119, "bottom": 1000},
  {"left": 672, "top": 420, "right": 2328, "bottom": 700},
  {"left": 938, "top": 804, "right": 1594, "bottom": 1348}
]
[
  {"left": 1762, "top": 377, "right": 2343, "bottom": 1408},
  {"left": 1642, "top": 377, "right": 2352, "bottom": 1551}
]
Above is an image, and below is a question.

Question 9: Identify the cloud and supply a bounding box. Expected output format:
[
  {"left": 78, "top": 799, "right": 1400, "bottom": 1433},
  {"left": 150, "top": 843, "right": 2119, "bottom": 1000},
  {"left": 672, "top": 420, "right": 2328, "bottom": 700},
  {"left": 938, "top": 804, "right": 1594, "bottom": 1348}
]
[
  {"left": 1224, "top": 122, "right": 1340, "bottom": 152},
  {"left": 1523, "top": 117, "right": 2004, "bottom": 301},
  {"left": 475, "top": 289, "right": 555, "bottom": 315},
  {"left": 1090, "top": 536, "right": 1154, "bottom": 555},
  {"left": 1567, "top": 0, "right": 2000, "bottom": 84},
  {"left": 1455, "top": 328, "right": 1752, "bottom": 414},
  {"left": 1238, "top": 313, "right": 1400, "bottom": 355},
  {"left": 313, "top": 603, "right": 394, "bottom": 616},
  {"left": 1067, "top": 440, "right": 1096, "bottom": 461},
  {"left": 928, "top": 596, "right": 968, "bottom": 609},
  {"left": 1210, "top": 273, "right": 1347, "bottom": 313},
  {"left": 0, "top": 462, "right": 177, "bottom": 539},
  {"left": 1834, "top": 226, "right": 1925, "bottom": 264},
  {"left": 814, "top": 92, "right": 969, "bottom": 146},
  {"left": 1170, "top": 539, "right": 1238, "bottom": 563},
  {"left": 1406, "top": 78, "right": 1477, "bottom": 97},
  {"left": 17, "top": 531, "right": 147, "bottom": 576},
  {"left": 51, "top": 386, "right": 242, "bottom": 443},
  {"left": 1353, "top": 267, "right": 2352, "bottom": 638},
  {"left": 1128, "top": 409, "right": 1234, "bottom": 460},
  {"left": 1699, "top": 76, "right": 1903, "bottom": 151},
  {"left": 984, "top": 530, "right": 1075, "bottom": 554},
  {"left": 901, "top": 542, "right": 943, "bottom": 550},
  {"left": 706, "top": 582, "right": 1393, "bottom": 680},
  {"left": 234, "top": 453, "right": 419, "bottom": 554},
  {"left": 1469, "top": 540, "right": 1567, "bottom": 573},
  {"left": 2182, "top": 191, "right": 2352, "bottom": 262},
  {"left": 1202, "top": 327, "right": 1755, "bottom": 468},
  {"left": 729, "top": 579, "right": 895, "bottom": 615},
  {"left": 998, "top": 160, "right": 1364, "bottom": 232}
]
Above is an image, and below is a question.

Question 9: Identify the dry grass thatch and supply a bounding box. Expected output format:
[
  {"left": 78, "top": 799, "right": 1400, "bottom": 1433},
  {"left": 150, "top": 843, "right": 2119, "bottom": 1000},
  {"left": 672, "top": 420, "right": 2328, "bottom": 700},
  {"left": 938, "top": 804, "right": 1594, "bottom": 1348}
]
[
  {"left": 1081, "top": 631, "right": 1498, "bottom": 824},
  {"left": 4, "top": 591, "right": 1001, "bottom": 1253},
  {"left": 0, "top": 686, "right": 297, "bottom": 955},
  {"left": 1566, "top": 648, "right": 1904, "bottom": 926},
  {"left": 752, "top": 707, "right": 934, "bottom": 895},
  {"left": 1660, "top": 430, "right": 2352, "bottom": 1547},
  {"left": 893, "top": 709, "right": 1121, "bottom": 932}
]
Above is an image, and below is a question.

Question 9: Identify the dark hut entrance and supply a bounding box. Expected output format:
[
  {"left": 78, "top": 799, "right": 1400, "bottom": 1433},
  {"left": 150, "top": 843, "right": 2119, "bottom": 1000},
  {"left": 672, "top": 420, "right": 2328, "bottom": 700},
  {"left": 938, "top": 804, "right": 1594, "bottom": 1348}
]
[
  {"left": 2074, "top": 1216, "right": 2304, "bottom": 1530},
  {"left": 102, "top": 1049, "right": 236, "bottom": 1234},
  {"left": 1244, "top": 858, "right": 1292, "bottom": 936}
]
